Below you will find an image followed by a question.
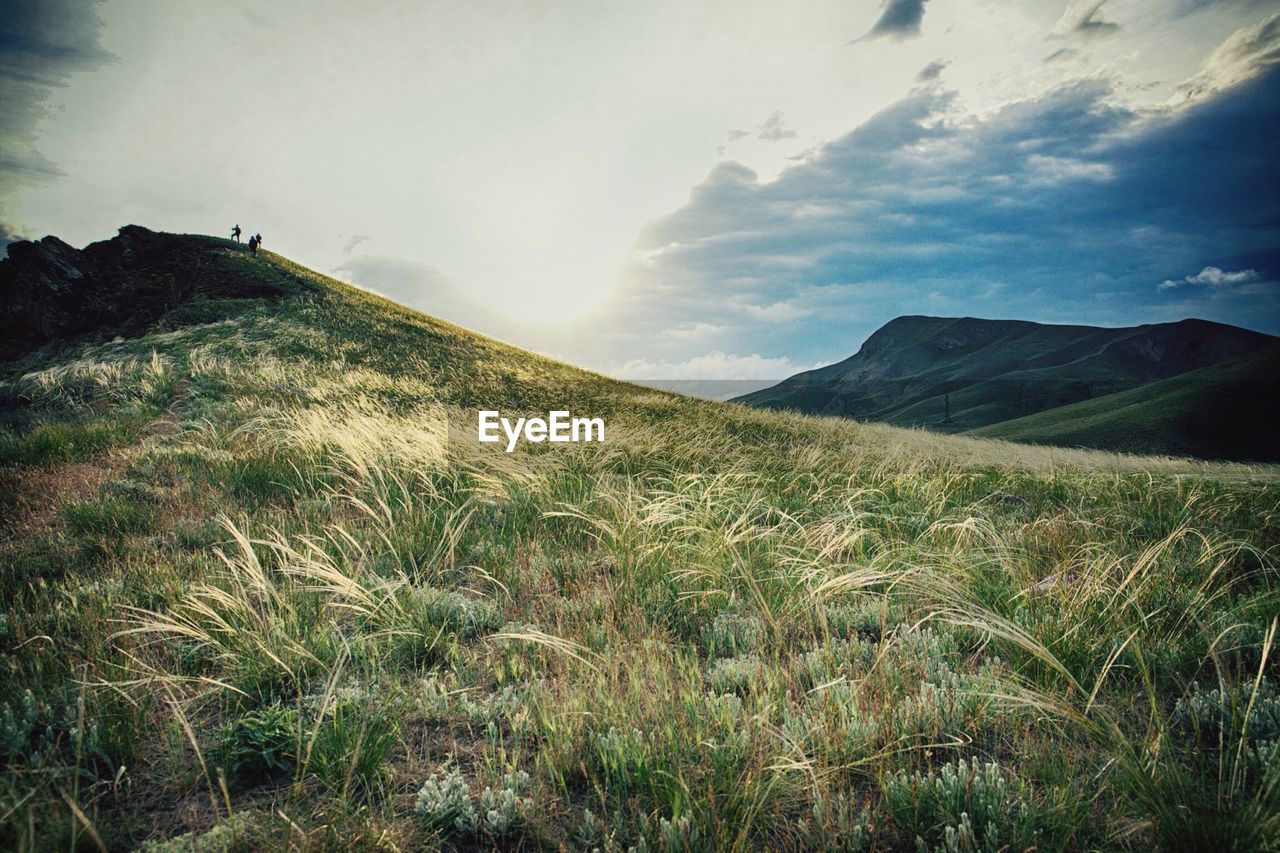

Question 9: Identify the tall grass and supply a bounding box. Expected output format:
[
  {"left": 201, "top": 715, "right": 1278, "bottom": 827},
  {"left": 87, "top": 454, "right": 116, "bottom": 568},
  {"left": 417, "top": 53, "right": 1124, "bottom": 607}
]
[{"left": 1, "top": 243, "right": 1276, "bottom": 849}]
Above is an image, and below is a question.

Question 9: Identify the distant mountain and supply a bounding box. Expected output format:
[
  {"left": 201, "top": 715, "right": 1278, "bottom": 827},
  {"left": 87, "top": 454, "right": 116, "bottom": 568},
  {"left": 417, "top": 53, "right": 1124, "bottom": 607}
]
[{"left": 735, "top": 315, "right": 1279, "bottom": 460}]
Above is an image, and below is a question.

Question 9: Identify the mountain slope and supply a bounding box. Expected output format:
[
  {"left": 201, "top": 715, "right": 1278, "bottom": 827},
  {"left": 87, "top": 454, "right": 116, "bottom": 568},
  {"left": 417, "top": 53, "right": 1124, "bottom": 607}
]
[
  {"left": 736, "top": 314, "right": 1278, "bottom": 458},
  {"left": 1, "top": 228, "right": 1277, "bottom": 849},
  {"left": 968, "top": 344, "right": 1280, "bottom": 461}
]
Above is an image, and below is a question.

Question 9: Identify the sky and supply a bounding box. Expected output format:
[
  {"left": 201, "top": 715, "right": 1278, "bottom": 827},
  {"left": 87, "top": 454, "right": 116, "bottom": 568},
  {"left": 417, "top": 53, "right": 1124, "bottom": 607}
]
[{"left": 3, "top": 0, "right": 1279, "bottom": 379}]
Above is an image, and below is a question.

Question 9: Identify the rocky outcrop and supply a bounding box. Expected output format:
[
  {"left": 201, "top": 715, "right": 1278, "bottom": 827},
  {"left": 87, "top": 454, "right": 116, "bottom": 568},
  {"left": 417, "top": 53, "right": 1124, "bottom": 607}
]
[{"left": 1, "top": 225, "right": 300, "bottom": 361}]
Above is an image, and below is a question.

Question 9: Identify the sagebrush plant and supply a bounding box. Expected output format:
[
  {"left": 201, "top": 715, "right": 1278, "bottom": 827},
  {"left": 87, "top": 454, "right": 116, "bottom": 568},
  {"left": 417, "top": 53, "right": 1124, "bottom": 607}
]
[
  {"left": 883, "top": 758, "right": 1051, "bottom": 851},
  {"left": 1, "top": 233, "right": 1277, "bottom": 849}
]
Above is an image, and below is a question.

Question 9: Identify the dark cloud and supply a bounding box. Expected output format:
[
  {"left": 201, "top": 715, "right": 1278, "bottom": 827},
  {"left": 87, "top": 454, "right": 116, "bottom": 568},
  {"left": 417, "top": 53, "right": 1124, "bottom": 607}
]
[
  {"left": 342, "top": 234, "right": 371, "bottom": 254},
  {"left": 853, "top": 0, "right": 929, "bottom": 43},
  {"left": 716, "top": 128, "right": 751, "bottom": 157},
  {"left": 615, "top": 64, "right": 1280, "bottom": 366},
  {"left": 1045, "top": 47, "right": 1079, "bottom": 64},
  {"left": 756, "top": 110, "right": 797, "bottom": 142},
  {"left": 915, "top": 60, "right": 948, "bottom": 82},
  {"left": 0, "top": 0, "right": 112, "bottom": 213},
  {"left": 1074, "top": 3, "right": 1121, "bottom": 37}
]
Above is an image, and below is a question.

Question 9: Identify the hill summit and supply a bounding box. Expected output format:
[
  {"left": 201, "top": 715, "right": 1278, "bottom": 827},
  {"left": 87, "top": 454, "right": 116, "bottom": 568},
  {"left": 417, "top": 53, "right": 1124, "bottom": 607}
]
[
  {"left": 0, "top": 226, "right": 312, "bottom": 360},
  {"left": 737, "top": 314, "right": 1280, "bottom": 461}
]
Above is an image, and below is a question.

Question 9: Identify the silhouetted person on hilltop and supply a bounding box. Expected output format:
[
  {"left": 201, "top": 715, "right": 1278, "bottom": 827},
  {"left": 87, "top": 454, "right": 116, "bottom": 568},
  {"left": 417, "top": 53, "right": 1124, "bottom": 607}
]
[
  {"left": 254, "top": 233, "right": 262, "bottom": 249},
  {"left": 231, "top": 224, "right": 241, "bottom": 243},
  {"left": 248, "top": 235, "right": 258, "bottom": 254}
]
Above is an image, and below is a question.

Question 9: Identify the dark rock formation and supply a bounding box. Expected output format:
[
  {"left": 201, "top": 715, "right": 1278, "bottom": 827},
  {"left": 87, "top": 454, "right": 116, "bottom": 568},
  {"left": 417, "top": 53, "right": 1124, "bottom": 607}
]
[{"left": 1, "top": 226, "right": 302, "bottom": 361}]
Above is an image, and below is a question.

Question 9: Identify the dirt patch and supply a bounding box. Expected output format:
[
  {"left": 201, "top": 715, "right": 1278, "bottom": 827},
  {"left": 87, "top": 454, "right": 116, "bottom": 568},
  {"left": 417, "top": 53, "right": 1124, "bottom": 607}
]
[{"left": 2, "top": 453, "right": 129, "bottom": 540}]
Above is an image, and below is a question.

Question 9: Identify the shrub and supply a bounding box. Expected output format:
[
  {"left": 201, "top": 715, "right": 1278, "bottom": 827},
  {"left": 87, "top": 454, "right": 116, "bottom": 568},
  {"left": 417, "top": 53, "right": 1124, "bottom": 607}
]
[
  {"left": 795, "top": 636, "right": 877, "bottom": 690},
  {"left": 799, "top": 792, "right": 872, "bottom": 852},
  {"left": 1173, "top": 677, "right": 1280, "bottom": 747},
  {"left": 883, "top": 758, "right": 1044, "bottom": 852},
  {"left": 821, "top": 599, "right": 902, "bottom": 641},
  {"left": 415, "top": 768, "right": 477, "bottom": 833},
  {"left": 701, "top": 611, "right": 764, "bottom": 658},
  {"left": 593, "top": 726, "right": 654, "bottom": 798},
  {"left": 1122, "top": 676, "right": 1280, "bottom": 850},
  {"left": 216, "top": 702, "right": 300, "bottom": 780},
  {"left": 705, "top": 655, "right": 764, "bottom": 696},
  {"left": 0, "top": 689, "right": 101, "bottom": 768},
  {"left": 658, "top": 813, "right": 708, "bottom": 851},
  {"left": 784, "top": 680, "right": 880, "bottom": 766},
  {"left": 477, "top": 771, "right": 530, "bottom": 838},
  {"left": 414, "top": 768, "right": 529, "bottom": 840}
]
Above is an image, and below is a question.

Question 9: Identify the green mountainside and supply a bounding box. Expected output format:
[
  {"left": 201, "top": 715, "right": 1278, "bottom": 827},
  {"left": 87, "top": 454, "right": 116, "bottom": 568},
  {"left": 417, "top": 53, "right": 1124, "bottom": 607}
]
[
  {"left": 970, "top": 344, "right": 1280, "bottom": 460},
  {"left": 0, "top": 228, "right": 1277, "bottom": 850},
  {"left": 736, "top": 315, "right": 1278, "bottom": 460}
]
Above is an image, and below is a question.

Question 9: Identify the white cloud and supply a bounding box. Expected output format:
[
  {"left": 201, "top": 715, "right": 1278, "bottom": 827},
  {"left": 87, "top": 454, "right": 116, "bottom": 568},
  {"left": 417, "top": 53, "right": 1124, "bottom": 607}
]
[
  {"left": 662, "top": 321, "right": 726, "bottom": 339},
  {"left": 604, "top": 351, "right": 828, "bottom": 380},
  {"left": 1158, "top": 266, "right": 1263, "bottom": 290},
  {"left": 1179, "top": 12, "right": 1280, "bottom": 99},
  {"left": 740, "top": 301, "right": 811, "bottom": 322}
]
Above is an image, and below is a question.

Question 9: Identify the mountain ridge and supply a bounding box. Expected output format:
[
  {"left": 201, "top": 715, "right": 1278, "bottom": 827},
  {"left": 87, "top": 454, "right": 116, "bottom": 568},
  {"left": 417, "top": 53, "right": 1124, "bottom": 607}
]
[{"left": 736, "top": 314, "right": 1279, "bottom": 460}]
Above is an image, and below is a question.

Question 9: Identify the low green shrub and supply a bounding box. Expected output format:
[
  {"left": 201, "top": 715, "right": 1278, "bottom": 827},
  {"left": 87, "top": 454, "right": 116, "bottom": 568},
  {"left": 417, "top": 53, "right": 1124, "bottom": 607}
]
[
  {"left": 216, "top": 702, "right": 300, "bottom": 781},
  {"left": 883, "top": 758, "right": 1047, "bottom": 852},
  {"left": 414, "top": 768, "right": 529, "bottom": 841},
  {"left": 701, "top": 610, "right": 764, "bottom": 658}
]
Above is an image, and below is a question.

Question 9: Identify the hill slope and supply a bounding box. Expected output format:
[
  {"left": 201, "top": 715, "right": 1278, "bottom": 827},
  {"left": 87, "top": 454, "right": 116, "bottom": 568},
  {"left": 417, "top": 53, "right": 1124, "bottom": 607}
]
[
  {"left": 1, "top": 229, "right": 1277, "bottom": 850},
  {"left": 736, "top": 315, "right": 1277, "bottom": 458},
  {"left": 969, "top": 343, "right": 1280, "bottom": 460}
]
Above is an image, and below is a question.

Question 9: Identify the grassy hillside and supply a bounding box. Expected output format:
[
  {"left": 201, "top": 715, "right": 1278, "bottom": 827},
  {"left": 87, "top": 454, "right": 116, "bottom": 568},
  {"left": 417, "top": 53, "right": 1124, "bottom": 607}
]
[
  {"left": 970, "top": 345, "right": 1280, "bottom": 462},
  {"left": 736, "top": 316, "right": 1277, "bottom": 459},
  {"left": 1, "top": 230, "right": 1278, "bottom": 850}
]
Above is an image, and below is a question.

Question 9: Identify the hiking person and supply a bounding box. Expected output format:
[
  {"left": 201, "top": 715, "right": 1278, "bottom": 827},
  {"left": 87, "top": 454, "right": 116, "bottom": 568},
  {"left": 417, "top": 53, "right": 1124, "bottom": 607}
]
[
  {"left": 248, "top": 235, "right": 258, "bottom": 255},
  {"left": 254, "top": 233, "right": 263, "bottom": 249},
  {"left": 231, "top": 224, "right": 241, "bottom": 242}
]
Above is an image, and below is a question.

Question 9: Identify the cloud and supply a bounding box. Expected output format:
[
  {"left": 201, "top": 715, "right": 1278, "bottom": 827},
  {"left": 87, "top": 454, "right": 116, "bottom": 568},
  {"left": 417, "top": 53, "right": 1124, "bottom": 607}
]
[
  {"left": 1158, "top": 266, "right": 1264, "bottom": 290},
  {"left": 740, "top": 300, "right": 811, "bottom": 322},
  {"left": 1053, "top": 1, "right": 1121, "bottom": 40},
  {"left": 716, "top": 127, "right": 751, "bottom": 156},
  {"left": 1, "top": 221, "right": 25, "bottom": 251},
  {"left": 0, "top": 0, "right": 112, "bottom": 215},
  {"left": 333, "top": 254, "right": 500, "bottom": 334},
  {"left": 607, "top": 61, "right": 1280, "bottom": 367},
  {"left": 604, "top": 351, "right": 827, "bottom": 380},
  {"left": 342, "top": 234, "right": 371, "bottom": 254},
  {"left": 756, "top": 110, "right": 797, "bottom": 142},
  {"left": 1045, "top": 47, "right": 1079, "bottom": 64},
  {"left": 1179, "top": 12, "right": 1280, "bottom": 99},
  {"left": 853, "top": 0, "right": 929, "bottom": 43},
  {"left": 662, "top": 321, "right": 725, "bottom": 340},
  {"left": 915, "top": 60, "right": 949, "bottom": 83}
]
